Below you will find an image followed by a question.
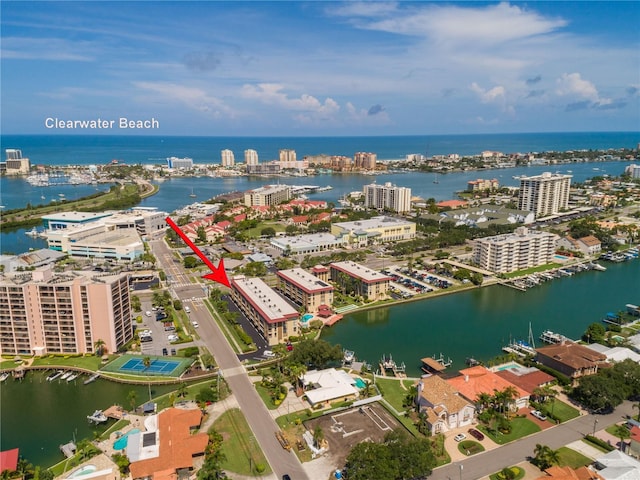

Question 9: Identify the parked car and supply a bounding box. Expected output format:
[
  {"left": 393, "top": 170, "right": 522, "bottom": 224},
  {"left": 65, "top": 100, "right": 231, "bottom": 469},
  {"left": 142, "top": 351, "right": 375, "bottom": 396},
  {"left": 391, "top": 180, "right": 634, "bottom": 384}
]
[
  {"left": 167, "top": 334, "right": 179, "bottom": 342},
  {"left": 453, "top": 433, "right": 466, "bottom": 442},
  {"left": 468, "top": 428, "right": 484, "bottom": 441},
  {"left": 531, "top": 410, "right": 547, "bottom": 421},
  {"left": 263, "top": 350, "right": 276, "bottom": 358},
  {"left": 162, "top": 348, "right": 168, "bottom": 356}
]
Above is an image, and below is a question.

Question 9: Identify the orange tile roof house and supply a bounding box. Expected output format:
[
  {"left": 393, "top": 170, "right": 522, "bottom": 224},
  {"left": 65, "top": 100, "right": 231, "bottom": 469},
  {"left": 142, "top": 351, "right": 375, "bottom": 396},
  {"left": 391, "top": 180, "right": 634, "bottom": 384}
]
[
  {"left": 535, "top": 342, "right": 607, "bottom": 382},
  {"left": 129, "top": 408, "right": 209, "bottom": 480},
  {"left": 535, "top": 465, "right": 603, "bottom": 480},
  {"left": 447, "top": 366, "right": 530, "bottom": 410},
  {"left": 494, "top": 365, "right": 555, "bottom": 395},
  {"left": 436, "top": 199, "right": 468, "bottom": 210},
  {"left": 416, "top": 376, "right": 475, "bottom": 435}
]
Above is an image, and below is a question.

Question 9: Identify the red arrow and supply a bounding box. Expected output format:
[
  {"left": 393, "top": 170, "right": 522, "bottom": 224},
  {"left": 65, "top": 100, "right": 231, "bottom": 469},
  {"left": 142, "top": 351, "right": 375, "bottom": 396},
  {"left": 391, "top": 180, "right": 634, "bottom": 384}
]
[{"left": 165, "top": 216, "right": 231, "bottom": 288}]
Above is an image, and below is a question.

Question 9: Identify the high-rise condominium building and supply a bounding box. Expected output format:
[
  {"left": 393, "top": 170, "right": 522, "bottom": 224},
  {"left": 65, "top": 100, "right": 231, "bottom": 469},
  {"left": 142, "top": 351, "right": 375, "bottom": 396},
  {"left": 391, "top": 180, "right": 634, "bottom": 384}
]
[
  {"left": 0, "top": 268, "right": 133, "bottom": 356},
  {"left": 5, "top": 149, "right": 22, "bottom": 160},
  {"left": 221, "top": 149, "right": 235, "bottom": 167},
  {"left": 244, "top": 149, "right": 259, "bottom": 165},
  {"left": 518, "top": 172, "right": 571, "bottom": 218},
  {"left": 354, "top": 152, "right": 377, "bottom": 170},
  {"left": 244, "top": 185, "right": 291, "bottom": 207},
  {"left": 279, "top": 149, "right": 296, "bottom": 163},
  {"left": 472, "top": 227, "right": 559, "bottom": 274},
  {"left": 363, "top": 182, "right": 412, "bottom": 213}
]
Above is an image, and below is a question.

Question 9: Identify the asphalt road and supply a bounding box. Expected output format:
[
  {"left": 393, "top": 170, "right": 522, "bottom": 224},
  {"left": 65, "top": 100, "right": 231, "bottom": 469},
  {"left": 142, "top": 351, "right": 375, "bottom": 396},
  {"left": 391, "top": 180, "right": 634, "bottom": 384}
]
[
  {"left": 430, "top": 401, "right": 636, "bottom": 480},
  {"left": 150, "top": 239, "right": 309, "bottom": 480}
]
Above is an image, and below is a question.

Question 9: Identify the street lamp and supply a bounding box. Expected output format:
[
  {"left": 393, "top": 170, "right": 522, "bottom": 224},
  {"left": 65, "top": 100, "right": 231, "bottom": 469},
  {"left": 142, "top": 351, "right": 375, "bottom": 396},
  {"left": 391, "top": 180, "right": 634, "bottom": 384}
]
[
  {"left": 459, "top": 464, "right": 463, "bottom": 480},
  {"left": 593, "top": 418, "right": 599, "bottom": 436}
]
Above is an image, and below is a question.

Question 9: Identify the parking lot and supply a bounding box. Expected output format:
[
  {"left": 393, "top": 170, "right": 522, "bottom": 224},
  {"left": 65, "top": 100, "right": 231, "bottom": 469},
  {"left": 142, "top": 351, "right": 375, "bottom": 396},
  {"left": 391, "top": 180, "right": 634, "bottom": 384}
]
[{"left": 136, "top": 297, "right": 196, "bottom": 357}]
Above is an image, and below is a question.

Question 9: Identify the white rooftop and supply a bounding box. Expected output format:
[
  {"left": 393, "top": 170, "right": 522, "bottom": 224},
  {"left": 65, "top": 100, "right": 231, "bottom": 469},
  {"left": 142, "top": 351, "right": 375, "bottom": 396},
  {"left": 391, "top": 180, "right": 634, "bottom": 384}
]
[
  {"left": 271, "top": 233, "right": 343, "bottom": 250},
  {"left": 41, "top": 211, "right": 112, "bottom": 222},
  {"left": 585, "top": 344, "right": 640, "bottom": 363},
  {"left": 333, "top": 215, "right": 414, "bottom": 231},
  {"left": 277, "top": 268, "right": 333, "bottom": 293},
  {"left": 302, "top": 368, "right": 359, "bottom": 406},
  {"left": 594, "top": 450, "right": 640, "bottom": 480},
  {"left": 232, "top": 276, "right": 298, "bottom": 323},
  {"left": 330, "top": 260, "right": 391, "bottom": 283}
]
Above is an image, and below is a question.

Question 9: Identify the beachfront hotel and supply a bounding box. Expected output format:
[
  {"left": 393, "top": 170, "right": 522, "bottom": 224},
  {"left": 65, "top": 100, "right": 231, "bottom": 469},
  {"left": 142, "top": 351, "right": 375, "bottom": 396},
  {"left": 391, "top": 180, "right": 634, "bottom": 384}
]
[
  {"left": 243, "top": 184, "right": 291, "bottom": 207},
  {"left": 329, "top": 261, "right": 391, "bottom": 301},
  {"left": 276, "top": 268, "right": 334, "bottom": 314},
  {"left": 229, "top": 275, "right": 299, "bottom": 345},
  {"left": 518, "top": 172, "right": 571, "bottom": 217},
  {"left": 331, "top": 216, "right": 416, "bottom": 247},
  {"left": 363, "top": 182, "right": 412, "bottom": 214},
  {"left": 472, "top": 226, "right": 559, "bottom": 274},
  {"left": 0, "top": 267, "right": 133, "bottom": 356}
]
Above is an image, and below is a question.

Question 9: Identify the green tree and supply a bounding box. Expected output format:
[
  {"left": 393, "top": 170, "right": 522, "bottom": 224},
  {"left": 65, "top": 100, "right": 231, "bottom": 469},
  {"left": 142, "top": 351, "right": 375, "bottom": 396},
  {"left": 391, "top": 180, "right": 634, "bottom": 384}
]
[
  {"left": 260, "top": 227, "right": 276, "bottom": 237},
  {"left": 583, "top": 322, "right": 606, "bottom": 343},
  {"left": 127, "top": 390, "right": 138, "bottom": 411},
  {"left": 613, "top": 424, "right": 631, "bottom": 452},
  {"left": 532, "top": 444, "right": 560, "bottom": 470},
  {"left": 196, "top": 226, "right": 207, "bottom": 243},
  {"left": 242, "top": 261, "right": 267, "bottom": 277},
  {"left": 285, "top": 224, "right": 298, "bottom": 235},
  {"left": 177, "top": 382, "right": 188, "bottom": 398},
  {"left": 173, "top": 299, "right": 183, "bottom": 310},
  {"left": 184, "top": 256, "right": 198, "bottom": 269},
  {"left": 93, "top": 338, "right": 106, "bottom": 356},
  {"left": 111, "top": 453, "right": 130, "bottom": 475},
  {"left": 286, "top": 339, "right": 343, "bottom": 369}
]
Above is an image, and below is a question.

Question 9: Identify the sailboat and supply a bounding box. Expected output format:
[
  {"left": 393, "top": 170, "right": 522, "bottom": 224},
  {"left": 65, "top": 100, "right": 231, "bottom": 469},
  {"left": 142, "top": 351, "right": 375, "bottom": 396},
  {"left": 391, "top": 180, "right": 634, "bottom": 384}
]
[{"left": 189, "top": 188, "right": 196, "bottom": 198}]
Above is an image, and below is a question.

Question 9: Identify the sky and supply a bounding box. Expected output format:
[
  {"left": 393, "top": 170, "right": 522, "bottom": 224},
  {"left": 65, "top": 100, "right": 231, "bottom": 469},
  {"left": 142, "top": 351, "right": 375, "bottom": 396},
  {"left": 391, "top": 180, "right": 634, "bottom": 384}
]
[{"left": 1, "top": 1, "right": 639, "bottom": 136}]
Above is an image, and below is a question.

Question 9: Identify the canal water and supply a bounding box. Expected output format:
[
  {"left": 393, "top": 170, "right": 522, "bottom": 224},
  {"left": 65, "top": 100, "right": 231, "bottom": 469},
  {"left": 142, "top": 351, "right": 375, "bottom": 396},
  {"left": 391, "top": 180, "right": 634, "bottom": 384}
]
[
  {"left": 0, "top": 372, "right": 175, "bottom": 468},
  {"left": 320, "top": 260, "right": 639, "bottom": 378}
]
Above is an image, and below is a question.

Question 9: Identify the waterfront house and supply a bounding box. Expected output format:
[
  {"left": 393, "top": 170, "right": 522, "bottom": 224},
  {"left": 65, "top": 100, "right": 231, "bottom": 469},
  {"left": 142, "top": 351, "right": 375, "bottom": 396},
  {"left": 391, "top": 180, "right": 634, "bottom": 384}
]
[
  {"left": 0, "top": 448, "right": 19, "bottom": 474},
  {"left": 534, "top": 465, "right": 604, "bottom": 480},
  {"left": 535, "top": 342, "right": 607, "bottom": 382},
  {"left": 493, "top": 364, "right": 556, "bottom": 396},
  {"left": 129, "top": 408, "right": 208, "bottom": 480},
  {"left": 447, "top": 366, "right": 530, "bottom": 411},
  {"left": 415, "top": 375, "right": 475, "bottom": 434},
  {"left": 557, "top": 235, "right": 602, "bottom": 256},
  {"left": 301, "top": 368, "right": 360, "bottom": 407},
  {"left": 628, "top": 426, "right": 640, "bottom": 460}
]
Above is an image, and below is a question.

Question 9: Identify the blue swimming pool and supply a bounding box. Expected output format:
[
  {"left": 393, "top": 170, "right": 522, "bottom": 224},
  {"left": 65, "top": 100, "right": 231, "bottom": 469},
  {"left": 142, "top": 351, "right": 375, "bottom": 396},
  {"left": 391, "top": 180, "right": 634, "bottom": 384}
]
[
  {"left": 496, "top": 362, "right": 522, "bottom": 371},
  {"left": 354, "top": 378, "right": 366, "bottom": 389},
  {"left": 301, "top": 314, "right": 314, "bottom": 322},
  {"left": 554, "top": 254, "right": 569, "bottom": 260},
  {"left": 113, "top": 428, "right": 140, "bottom": 450}
]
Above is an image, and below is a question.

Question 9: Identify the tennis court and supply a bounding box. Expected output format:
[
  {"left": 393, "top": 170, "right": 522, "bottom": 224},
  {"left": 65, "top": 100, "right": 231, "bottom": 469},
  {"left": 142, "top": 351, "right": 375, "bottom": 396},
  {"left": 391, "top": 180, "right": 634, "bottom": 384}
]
[
  {"left": 101, "top": 354, "right": 193, "bottom": 377},
  {"left": 120, "top": 358, "right": 181, "bottom": 374}
]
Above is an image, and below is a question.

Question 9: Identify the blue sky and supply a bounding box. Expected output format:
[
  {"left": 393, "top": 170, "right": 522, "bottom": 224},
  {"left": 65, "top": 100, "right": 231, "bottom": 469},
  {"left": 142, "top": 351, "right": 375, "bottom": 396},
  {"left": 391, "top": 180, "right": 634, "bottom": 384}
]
[{"left": 1, "top": 1, "right": 639, "bottom": 136}]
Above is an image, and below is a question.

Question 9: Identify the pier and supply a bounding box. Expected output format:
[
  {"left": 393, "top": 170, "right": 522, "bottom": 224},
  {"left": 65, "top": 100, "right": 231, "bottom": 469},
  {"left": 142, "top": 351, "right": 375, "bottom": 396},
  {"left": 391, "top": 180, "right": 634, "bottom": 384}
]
[
  {"left": 420, "top": 353, "right": 452, "bottom": 375},
  {"left": 378, "top": 354, "right": 406, "bottom": 378}
]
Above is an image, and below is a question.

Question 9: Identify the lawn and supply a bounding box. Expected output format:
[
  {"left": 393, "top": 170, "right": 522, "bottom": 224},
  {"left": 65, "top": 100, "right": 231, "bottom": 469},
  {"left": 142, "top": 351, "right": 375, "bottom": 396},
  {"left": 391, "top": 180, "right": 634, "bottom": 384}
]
[
  {"left": 479, "top": 417, "right": 541, "bottom": 445},
  {"left": 245, "top": 221, "right": 286, "bottom": 238},
  {"left": 546, "top": 399, "right": 580, "bottom": 423},
  {"left": 458, "top": 440, "right": 484, "bottom": 456},
  {"left": 254, "top": 382, "right": 282, "bottom": 410},
  {"left": 375, "top": 377, "right": 414, "bottom": 413},
  {"left": 502, "top": 263, "right": 562, "bottom": 279},
  {"left": 212, "top": 408, "right": 272, "bottom": 476},
  {"left": 556, "top": 446, "right": 592, "bottom": 468},
  {"left": 274, "top": 415, "right": 314, "bottom": 463},
  {"left": 30, "top": 354, "right": 111, "bottom": 370}
]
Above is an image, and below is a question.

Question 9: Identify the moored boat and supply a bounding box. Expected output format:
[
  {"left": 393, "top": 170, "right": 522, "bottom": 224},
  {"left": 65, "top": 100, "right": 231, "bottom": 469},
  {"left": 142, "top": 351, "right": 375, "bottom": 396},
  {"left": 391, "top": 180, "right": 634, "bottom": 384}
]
[
  {"left": 47, "top": 370, "right": 64, "bottom": 381},
  {"left": 87, "top": 410, "right": 108, "bottom": 423}
]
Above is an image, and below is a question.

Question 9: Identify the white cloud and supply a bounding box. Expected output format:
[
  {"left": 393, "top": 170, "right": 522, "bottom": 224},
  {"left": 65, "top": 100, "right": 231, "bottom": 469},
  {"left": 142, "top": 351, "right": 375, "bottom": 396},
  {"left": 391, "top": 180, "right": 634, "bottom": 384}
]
[
  {"left": 555, "top": 73, "right": 599, "bottom": 101},
  {"left": 364, "top": 2, "right": 567, "bottom": 46},
  {"left": 241, "top": 83, "right": 340, "bottom": 118},
  {"left": 1, "top": 37, "right": 95, "bottom": 61},
  {"left": 132, "top": 81, "right": 233, "bottom": 117},
  {"left": 328, "top": 2, "right": 399, "bottom": 18},
  {"left": 470, "top": 83, "right": 506, "bottom": 103}
]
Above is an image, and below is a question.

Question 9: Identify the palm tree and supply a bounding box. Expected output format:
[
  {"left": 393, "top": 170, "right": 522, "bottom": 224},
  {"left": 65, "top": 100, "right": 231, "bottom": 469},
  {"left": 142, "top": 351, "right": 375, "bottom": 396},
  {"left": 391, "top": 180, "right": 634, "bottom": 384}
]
[
  {"left": 475, "top": 392, "right": 493, "bottom": 412},
  {"left": 93, "top": 339, "right": 106, "bottom": 357},
  {"left": 313, "top": 426, "right": 325, "bottom": 449},
  {"left": 127, "top": 390, "right": 138, "bottom": 412},
  {"left": 177, "top": 382, "right": 188, "bottom": 398},
  {"left": 532, "top": 444, "right": 560, "bottom": 470},
  {"left": 613, "top": 424, "right": 631, "bottom": 452}
]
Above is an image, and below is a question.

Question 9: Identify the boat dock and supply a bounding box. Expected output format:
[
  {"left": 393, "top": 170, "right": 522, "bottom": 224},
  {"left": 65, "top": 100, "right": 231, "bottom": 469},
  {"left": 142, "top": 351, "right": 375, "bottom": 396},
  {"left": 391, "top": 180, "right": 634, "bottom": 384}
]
[
  {"left": 540, "top": 330, "right": 570, "bottom": 344},
  {"left": 420, "top": 353, "right": 451, "bottom": 375},
  {"left": 378, "top": 354, "right": 406, "bottom": 378}
]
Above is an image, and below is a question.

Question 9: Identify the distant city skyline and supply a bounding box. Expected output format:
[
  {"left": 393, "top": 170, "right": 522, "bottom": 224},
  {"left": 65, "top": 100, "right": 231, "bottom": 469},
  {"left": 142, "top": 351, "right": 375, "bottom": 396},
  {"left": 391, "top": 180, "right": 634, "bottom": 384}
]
[{"left": 1, "top": 1, "right": 638, "bottom": 136}]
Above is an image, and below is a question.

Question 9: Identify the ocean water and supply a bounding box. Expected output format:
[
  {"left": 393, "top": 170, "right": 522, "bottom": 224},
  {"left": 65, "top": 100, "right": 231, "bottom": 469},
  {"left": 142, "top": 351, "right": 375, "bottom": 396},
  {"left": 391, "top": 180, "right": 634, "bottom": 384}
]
[{"left": 1, "top": 132, "right": 638, "bottom": 166}]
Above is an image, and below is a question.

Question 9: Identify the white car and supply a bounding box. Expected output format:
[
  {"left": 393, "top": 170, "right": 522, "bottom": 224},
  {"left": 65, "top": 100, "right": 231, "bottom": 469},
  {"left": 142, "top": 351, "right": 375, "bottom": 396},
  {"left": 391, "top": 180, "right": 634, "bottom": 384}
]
[
  {"left": 184, "top": 306, "right": 191, "bottom": 313},
  {"left": 167, "top": 334, "right": 178, "bottom": 342},
  {"left": 191, "top": 321, "right": 199, "bottom": 328},
  {"left": 145, "top": 311, "right": 152, "bottom": 317},
  {"left": 453, "top": 433, "right": 466, "bottom": 442},
  {"left": 531, "top": 410, "right": 547, "bottom": 421},
  {"left": 263, "top": 350, "right": 276, "bottom": 358}
]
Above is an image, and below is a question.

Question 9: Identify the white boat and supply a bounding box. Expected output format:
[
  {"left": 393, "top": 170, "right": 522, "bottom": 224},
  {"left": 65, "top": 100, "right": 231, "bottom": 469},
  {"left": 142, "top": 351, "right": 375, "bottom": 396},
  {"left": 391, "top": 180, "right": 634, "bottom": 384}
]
[
  {"left": 87, "top": 410, "right": 108, "bottom": 423},
  {"left": 343, "top": 350, "right": 355, "bottom": 364},
  {"left": 0, "top": 372, "right": 10, "bottom": 382},
  {"left": 25, "top": 227, "right": 40, "bottom": 237},
  {"left": 60, "top": 371, "right": 72, "bottom": 380},
  {"left": 66, "top": 373, "right": 79, "bottom": 382},
  {"left": 84, "top": 373, "right": 100, "bottom": 384},
  {"left": 590, "top": 263, "right": 607, "bottom": 271},
  {"left": 47, "top": 370, "right": 64, "bottom": 381}
]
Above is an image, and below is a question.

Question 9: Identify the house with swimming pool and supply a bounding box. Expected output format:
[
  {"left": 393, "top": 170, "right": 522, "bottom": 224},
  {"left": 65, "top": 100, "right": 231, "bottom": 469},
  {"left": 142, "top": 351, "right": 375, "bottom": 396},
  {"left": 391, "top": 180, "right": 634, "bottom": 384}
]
[{"left": 276, "top": 268, "right": 334, "bottom": 314}]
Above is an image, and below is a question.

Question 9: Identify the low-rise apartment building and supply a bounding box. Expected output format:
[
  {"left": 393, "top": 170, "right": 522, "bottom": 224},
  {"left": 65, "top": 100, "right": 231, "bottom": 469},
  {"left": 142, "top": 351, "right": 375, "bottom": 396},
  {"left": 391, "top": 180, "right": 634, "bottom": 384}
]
[
  {"left": 230, "top": 276, "right": 299, "bottom": 345},
  {"left": 276, "top": 268, "right": 334, "bottom": 314},
  {"left": 0, "top": 267, "right": 132, "bottom": 356},
  {"left": 472, "top": 226, "right": 558, "bottom": 273},
  {"left": 244, "top": 184, "right": 291, "bottom": 207},
  {"left": 329, "top": 261, "right": 391, "bottom": 301}
]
